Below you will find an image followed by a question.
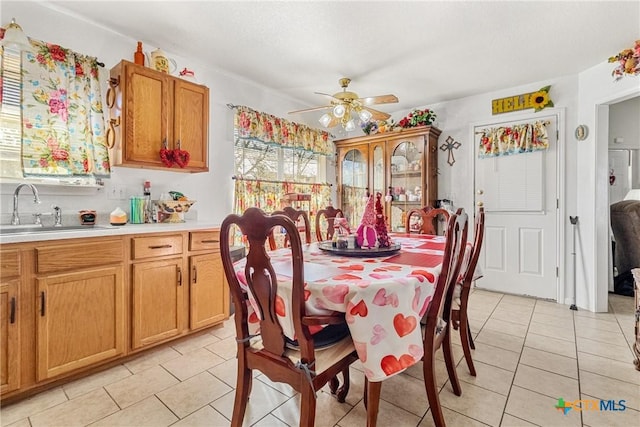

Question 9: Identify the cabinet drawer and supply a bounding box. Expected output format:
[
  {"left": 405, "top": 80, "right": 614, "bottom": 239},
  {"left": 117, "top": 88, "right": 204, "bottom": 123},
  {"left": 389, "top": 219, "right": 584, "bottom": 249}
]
[
  {"left": 189, "top": 230, "right": 220, "bottom": 251},
  {"left": 36, "top": 240, "right": 123, "bottom": 274},
  {"left": 132, "top": 235, "right": 183, "bottom": 259},
  {"left": 0, "top": 250, "right": 20, "bottom": 277}
]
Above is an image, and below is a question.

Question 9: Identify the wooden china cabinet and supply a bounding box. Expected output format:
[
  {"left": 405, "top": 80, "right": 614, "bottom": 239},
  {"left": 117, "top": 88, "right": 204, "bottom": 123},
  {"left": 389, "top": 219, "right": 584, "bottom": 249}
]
[{"left": 334, "top": 126, "right": 440, "bottom": 232}]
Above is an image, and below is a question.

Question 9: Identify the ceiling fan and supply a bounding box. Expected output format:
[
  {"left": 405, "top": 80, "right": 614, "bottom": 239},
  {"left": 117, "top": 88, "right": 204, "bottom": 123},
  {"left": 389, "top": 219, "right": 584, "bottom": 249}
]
[{"left": 289, "top": 78, "right": 399, "bottom": 131}]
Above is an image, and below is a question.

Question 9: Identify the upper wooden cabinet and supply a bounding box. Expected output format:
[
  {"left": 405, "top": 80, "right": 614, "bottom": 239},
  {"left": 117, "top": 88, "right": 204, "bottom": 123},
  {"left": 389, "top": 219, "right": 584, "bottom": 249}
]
[
  {"left": 334, "top": 126, "right": 440, "bottom": 232},
  {"left": 108, "top": 60, "right": 209, "bottom": 172}
]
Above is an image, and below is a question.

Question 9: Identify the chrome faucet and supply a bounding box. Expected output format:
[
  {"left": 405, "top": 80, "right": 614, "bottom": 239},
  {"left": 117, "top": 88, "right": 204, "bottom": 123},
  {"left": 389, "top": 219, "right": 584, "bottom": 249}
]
[
  {"left": 53, "top": 205, "right": 62, "bottom": 227},
  {"left": 11, "top": 184, "right": 41, "bottom": 225}
]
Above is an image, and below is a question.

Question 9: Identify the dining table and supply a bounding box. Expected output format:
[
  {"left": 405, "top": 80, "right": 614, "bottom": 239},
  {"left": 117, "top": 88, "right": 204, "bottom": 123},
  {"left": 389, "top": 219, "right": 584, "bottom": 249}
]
[{"left": 233, "top": 233, "right": 466, "bottom": 382}]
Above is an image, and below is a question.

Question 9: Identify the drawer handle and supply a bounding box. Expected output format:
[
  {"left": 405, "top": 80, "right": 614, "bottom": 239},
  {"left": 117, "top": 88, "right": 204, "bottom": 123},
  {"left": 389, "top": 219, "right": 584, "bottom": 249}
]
[
  {"left": 201, "top": 239, "right": 219, "bottom": 244},
  {"left": 10, "top": 297, "right": 16, "bottom": 324},
  {"left": 192, "top": 265, "right": 197, "bottom": 283},
  {"left": 177, "top": 268, "right": 182, "bottom": 286},
  {"left": 149, "top": 244, "right": 172, "bottom": 249},
  {"left": 40, "top": 291, "right": 46, "bottom": 317}
]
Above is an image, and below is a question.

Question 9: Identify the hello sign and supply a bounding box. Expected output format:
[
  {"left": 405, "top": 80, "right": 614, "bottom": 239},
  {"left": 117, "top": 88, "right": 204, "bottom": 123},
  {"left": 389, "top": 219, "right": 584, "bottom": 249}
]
[{"left": 492, "top": 86, "right": 554, "bottom": 115}]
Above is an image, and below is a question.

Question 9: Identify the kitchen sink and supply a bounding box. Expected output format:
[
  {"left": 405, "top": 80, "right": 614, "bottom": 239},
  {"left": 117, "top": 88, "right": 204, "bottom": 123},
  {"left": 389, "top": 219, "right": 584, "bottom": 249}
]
[{"left": 0, "top": 225, "right": 110, "bottom": 235}]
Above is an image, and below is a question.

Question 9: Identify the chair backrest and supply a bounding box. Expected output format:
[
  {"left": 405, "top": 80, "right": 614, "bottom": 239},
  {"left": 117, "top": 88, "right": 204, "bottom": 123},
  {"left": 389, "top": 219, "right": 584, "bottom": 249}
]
[
  {"left": 424, "top": 210, "right": 468, "bottom": 335},
  {"left": 268, "top": 206, "right": 312, "bottom": 250},
  {"left": 406, "top": 207, "right": 451, "bottom": 235},
  {"left": 461, "top": 207, "right": 485, "bottom": 288},
  {"left": 315, "top": 206, "right": 344, "bottom": 242},
  {"left": 220, "top": 207, "right": 309, "bottom": 357}
]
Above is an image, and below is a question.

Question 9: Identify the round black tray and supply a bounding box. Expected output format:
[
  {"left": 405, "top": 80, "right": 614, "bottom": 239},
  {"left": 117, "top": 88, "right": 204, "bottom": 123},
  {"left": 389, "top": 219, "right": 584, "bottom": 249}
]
[{"left": 317, "top": 241, "right": 401, "bottom": 257}]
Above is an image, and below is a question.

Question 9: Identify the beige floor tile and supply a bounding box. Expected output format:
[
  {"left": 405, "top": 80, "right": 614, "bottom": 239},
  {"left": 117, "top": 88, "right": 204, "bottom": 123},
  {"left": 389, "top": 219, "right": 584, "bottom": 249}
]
[
  {"left": 532, "top": 302, "right": 574, "bottom": 319},
  {"left": 519, "top": 347, "right": 578, "bottom": 379},
  {"left": 205, "top": 335, "right": 239, "bottom": 360},
  {"left": 172, "top": 405, "right": 230, "bottom": 426},
  {"left": 29, "top": 388, "right": 118, "bottom": 427},
  {"left": 483, "top": 318, "right": 528, "bottom": 338},
  {"left": 124, "top": 345, "right": 182, "bottom": 374},
  {"left": 513, "top": 364, "right": 579, "bottom": 400},
  {"left": 211, "top": 379, "right": 290, "bottom": 426},
  {"left": 254, "top": 374, "right": 297, "bottom": 398},
  {"left": 579, "top": 370, "right": 640, "bottom": 411},
  {"left": 170, "top": 331, "right": 221, "bottom": 355},
  {"left": 419, "top": 406, "right": 491, "bottom": 426},
  {"left": 576, "top": 336, "right": 633, "bottom": 362},
  {"left": 269, "top": 391, "right": 354, "bottom": 427},
  {"left": 457, "top": 361, "right": 514, "bottom": 396},
  {"left": 499, "top": 294, "right": 536, "bottom": 307},
  {"left": 573, "top": 309, "right": 618, "bottom": 321},
  {"left": 505, "top": 385, "right": 581, "bottom": 426},
  {"left": 404, "top": 356, "right": 450, "bottom": 391},
  {"left": 63, "top": 364, "right": 132, "bottom": 399},
  {"left": 575, "top": 324, "right": 628, "bottom": 346},
  {"left": 2, "top": 418, "right": 30, "bottom": 427},
  {"left": 488, "top": 309, "right": 532, "bottom": 326},
  {"left": 379, "top": 370, "right": 429, "bottom": 416},
  {"left": 156, "top": 371, "right": 232, "bottom": 418},
  {"left": 574, "top": 315, "right": 621, "bottom": 332},
  {"left": 318, "top": 366, "right": 365, "bottom": 407},
  {"left": 91, "top": 395, "right": 178, "bottom": 426},
  {"left": 527, "top": 321, "right": 575, "bottom": 342},
  {"left": 578, "top": 351, "right": 640, "bottom": 385},
  {"left": 475, "top": 329, "right": 525, "bottom": 353},
  {"left": 208, "top": 318, "right": 237, "bottom": 340},
  {"left": 104, "top": 365, "right": 179, "bottom": 408},
  {"left": 472, "top": 343, "right": 520, "bottom": 372},
  {"left": 531, "top": 311, "right": 573, "bottom": 327},
  {"left": 0, "top": 387, "right": 68, "bottom": 426},
  {"left": 337, "top": 397, "right": 421, "bottom": 427},
  {"left": 524, "top": 333, "right": 576, "bottom": 358},
  {"left": 499, "top": 413, "right": 537, "bottom": 426},
  {"left": 435, "top": 341, "right": 465, "bottom": 365},
  {"left": 580, "top": 394, "right": 639, "bottom": 427},
  {"left": 252, "top": 413, "right": 289, "bottom": 426},
  {"left": 161, "top": 347, "right": 226, "bottom": 381},
  {"left": 439, "top": 380, "right": 506, "bottom": 426}
]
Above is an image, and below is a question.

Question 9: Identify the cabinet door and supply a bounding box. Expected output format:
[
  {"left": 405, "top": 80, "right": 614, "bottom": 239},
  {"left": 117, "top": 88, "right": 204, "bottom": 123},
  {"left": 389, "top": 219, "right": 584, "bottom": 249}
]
[
  {"left": 189, "top": 253, "right": 228, "bottom": 330},
  {"left": 1, "top": 278, "right": 20, "bottom": 393},
  {"left": 132, "top": 258, "right": 184, "bottom": 349},
  {"left": 174, "top": 80, "right": 209, "bottom": 171},
  {"left": 123, "top": 63, "right": 172, "bottom": 166},
  {"left": 339, "top": 146, "right": 369, "bottom": 224},
  {"left": 387, "top": 137, "right": 425, "bottom": 232},
  {"left": 36, "top": 267, "right": 125, "bottom": 381}
]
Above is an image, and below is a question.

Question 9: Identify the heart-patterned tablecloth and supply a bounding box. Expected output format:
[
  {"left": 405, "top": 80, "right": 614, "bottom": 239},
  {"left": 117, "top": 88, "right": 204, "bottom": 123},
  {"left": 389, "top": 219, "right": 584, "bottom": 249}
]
[{"left": 234, "top": 235, "right": 447, "bottom": 382}]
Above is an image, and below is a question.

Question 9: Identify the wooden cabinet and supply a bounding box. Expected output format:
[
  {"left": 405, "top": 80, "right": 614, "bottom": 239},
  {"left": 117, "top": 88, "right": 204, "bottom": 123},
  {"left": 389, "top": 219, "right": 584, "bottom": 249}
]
[
  {"left": 108, "top": 60, "right": 209, "bottom": 172},
  {"left": 1, "top": 250, "right": 20, "bottom": 394},
  {"left": 334, "top": 126, "right": 441, "bottom": 232},
  {"left": 188, "top": 231, "right": 228, "bottom": 330},
  {"left": 130, "top": 234, "right": 184, "bottom": 349},
  {"left": 34, "top": 240, "right": 125, "bottom": 381}
]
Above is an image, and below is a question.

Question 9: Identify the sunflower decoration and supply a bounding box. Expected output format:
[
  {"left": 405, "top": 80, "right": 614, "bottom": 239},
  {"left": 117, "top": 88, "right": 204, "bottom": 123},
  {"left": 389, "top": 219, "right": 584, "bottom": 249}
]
[{"left": 530, "top": 86, "right": 554, "bottom": 112}]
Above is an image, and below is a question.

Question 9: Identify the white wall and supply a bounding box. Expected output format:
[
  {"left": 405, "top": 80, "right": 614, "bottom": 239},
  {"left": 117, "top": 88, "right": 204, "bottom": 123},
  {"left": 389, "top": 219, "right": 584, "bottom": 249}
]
[{"left": 0, "top": 1, "right": 315, "bottom": 225}]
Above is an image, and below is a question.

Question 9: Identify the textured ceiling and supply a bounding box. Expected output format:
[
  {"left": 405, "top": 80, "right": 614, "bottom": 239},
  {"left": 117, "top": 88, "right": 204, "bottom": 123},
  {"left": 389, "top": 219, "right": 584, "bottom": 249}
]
[{"left": 40, "top": 1, "right": 640, "bottom": 118}]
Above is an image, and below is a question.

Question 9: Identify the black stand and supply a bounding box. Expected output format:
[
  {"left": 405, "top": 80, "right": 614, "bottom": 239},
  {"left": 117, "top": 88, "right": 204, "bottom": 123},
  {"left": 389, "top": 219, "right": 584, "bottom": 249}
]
[{"left": 569, "top": 216, "right": 579, "bottom": 311}]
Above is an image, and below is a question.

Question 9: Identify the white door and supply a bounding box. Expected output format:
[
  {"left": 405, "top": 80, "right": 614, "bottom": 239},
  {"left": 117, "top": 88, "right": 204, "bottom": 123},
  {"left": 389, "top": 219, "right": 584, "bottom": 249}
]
[{"left": 474, "top": 114, "right": 559, "bottom": 299}]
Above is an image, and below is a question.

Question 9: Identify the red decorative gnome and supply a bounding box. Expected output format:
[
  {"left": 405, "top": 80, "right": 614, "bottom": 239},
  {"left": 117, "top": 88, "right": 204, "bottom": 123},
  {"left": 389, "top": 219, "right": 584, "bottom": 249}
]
[{"left": 374, "top": 192, "right": 391, "bottom": 248}]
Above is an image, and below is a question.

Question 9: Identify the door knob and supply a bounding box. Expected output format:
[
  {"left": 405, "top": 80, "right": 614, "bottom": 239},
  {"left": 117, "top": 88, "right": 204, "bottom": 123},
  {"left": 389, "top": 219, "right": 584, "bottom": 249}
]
[
  {"left": 477, "top": 201, "right": 484, "bottom": 207},
  {"left": 476, "top": 189, "right": 484, "bottom": 195}
]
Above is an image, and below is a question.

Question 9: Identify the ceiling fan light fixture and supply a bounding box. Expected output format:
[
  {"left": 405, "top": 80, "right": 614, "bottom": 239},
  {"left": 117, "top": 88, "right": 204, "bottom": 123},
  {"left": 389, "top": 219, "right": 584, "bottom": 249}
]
[
  {"left": 358, "top": 109, "right": 372, "bottom": 123},
  {"left": 319, "top": 113, "right": 332, "bottom": 128},
  {"left": 344, "top": 119, "right": 356, "bottom": 132},
  {"left": 1, "top": 18, "right": 31, "bottom": 51},
  {"left": 333, "top": 104, "right": 346, "bottom": 118}
]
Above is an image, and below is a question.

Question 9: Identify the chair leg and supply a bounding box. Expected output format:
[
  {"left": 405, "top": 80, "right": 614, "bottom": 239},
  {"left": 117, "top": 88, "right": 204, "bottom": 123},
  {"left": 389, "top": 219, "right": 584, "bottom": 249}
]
[
  {"left": 459, "top": 314, "right": 477, "bottom": 376},
  {"left": 335, "top": 367, "right": 351, "bottom": 403},
  {"left": 423, "top": 350, "right": 446, "bottom": 427},
  {"left": 231, "top": 364, "right": 252, "bottom": 427},
  {"left": 467, "top": 318, "right": 476, "bottom": 350},
  {"left": 365, "top": 378, "right": 381, "bottom": 427},
  {"left": 299, "top": 385, "right": 316, "bottom": 427},
  {"left": 442, "top": 327, "right": 462, "bottom": 397},
  {"left": 329, "top": 376, "right": 339, "bottom": 395}
]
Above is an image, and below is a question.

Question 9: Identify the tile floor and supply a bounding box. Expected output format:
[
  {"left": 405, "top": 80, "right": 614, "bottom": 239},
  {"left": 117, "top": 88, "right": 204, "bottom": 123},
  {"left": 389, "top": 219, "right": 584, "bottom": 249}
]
[{"left": 2, "top": 289, "right": 638, "bottom": 427}]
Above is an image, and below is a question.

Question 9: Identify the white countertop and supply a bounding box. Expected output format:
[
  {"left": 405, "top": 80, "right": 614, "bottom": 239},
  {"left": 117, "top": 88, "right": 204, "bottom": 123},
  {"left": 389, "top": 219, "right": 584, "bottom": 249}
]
[{"left": 0, "top": 221, "right": 221, "bottom": 244}]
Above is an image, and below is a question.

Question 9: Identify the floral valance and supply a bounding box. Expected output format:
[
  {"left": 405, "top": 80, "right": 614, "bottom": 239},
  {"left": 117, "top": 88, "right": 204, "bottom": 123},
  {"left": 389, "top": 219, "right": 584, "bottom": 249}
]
[
  {"left": 477, "top": 120, "right": 549, "bottom": 159},
  {"left": 0, "top": 31, "right": 110, "bottom": 178},
  {"left": 233, "top": 105, "right": 333, "bottom": 155}
]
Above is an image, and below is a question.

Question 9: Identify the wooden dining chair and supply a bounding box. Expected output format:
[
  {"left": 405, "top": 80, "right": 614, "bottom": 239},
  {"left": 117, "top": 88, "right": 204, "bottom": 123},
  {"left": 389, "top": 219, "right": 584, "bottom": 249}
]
[
  {"left": 451, "top": 207, "right": 485, "bottom": 376},
  {"left": 365, "top": 210, "right": 469, "bottom": 427},
  {"left": 220, "top": 208, "right": 359, "bottom": 427},
  {"left": 268, "top": 206, "right": 312, "bottom": 250},
  {"left": 315, "top": 206, "right": 344, "bottom": 242},
  {"left": 406, "top": 206, "right": 450, "bottom": 235}
]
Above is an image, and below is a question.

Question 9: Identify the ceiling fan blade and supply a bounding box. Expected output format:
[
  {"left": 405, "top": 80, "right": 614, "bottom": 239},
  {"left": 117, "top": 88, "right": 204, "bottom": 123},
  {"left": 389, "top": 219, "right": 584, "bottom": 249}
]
[
  {"left": 314, "top": 91, "right": 341, "bottom": 101},
  {"left": 362, "top": 106, "right": 391, "bottom": 121},
  {"left": 357, "top": 94, "right": 399, "bottom": 106},
  {"left": 289, "top": 105, "right": 332, "bottom": 114}
]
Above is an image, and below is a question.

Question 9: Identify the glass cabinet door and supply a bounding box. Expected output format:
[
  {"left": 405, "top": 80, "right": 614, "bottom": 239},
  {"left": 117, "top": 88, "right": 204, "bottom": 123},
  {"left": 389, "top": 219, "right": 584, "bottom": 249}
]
[
  {"left": 341, "top": 148, "right": 368, "bottom": 225},
  {"left": 388, "top": 140, "right": 423, "bottom": 232},
  {"left": 372, "top": 145, "right": 384, "bottom": 197}
]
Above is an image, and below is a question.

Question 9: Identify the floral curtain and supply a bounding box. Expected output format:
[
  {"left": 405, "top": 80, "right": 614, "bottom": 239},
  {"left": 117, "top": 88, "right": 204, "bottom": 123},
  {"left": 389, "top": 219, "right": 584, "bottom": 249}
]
[
  {"left": 20, "top": 38, "right": 110, "bottom": 177},
  {"left": 234, "top": 105, "right": 333, "bottom": 155},
  {"left": 477, "top": 120, "right": 549, "bottom": 159}
]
